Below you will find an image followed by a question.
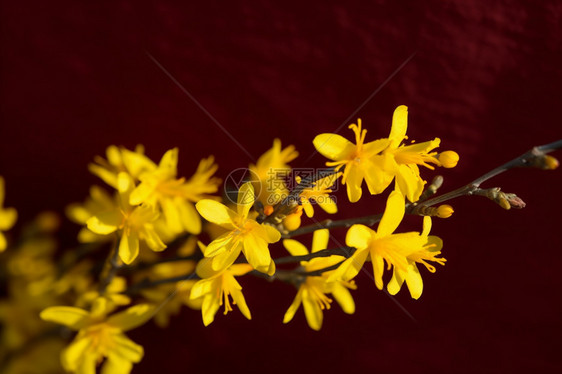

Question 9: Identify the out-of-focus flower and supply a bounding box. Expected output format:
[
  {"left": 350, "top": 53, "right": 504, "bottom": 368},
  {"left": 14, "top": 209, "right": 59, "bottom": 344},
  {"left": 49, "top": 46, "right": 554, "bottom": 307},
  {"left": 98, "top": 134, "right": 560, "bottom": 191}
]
[
  {"left": 249, "top": 139, "right": 298, "bottom": 206},
  {"left": 297, "top": 173, "right": 340, "bottom": 218},
  {"left": 282, "top": 229, "right": 356, "bottom": 330},
  {"left": 40, "top": 301, "right": 155, "bottom": 374},
  {"left": 66, "top": 186, "right": 116, "bottom": 243},
  {"left": 86, "top": 174, "right": 166, "bottom": 264},
  {"left": 88, "top": 145, "right": 154, "bottom": 189},
  {"left": 130, "top": 149, "right": 221, "bottom": 235},
  {"left": 196, "top": 182, "right": 280, "bottom": 274}
]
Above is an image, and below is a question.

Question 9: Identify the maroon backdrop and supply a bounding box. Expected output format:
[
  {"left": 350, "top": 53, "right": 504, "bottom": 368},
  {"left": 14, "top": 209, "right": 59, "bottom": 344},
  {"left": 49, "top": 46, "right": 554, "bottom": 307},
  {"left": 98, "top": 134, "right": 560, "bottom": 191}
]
[{"left": 1, "top": 1, "right": 561, "bottom": 373}]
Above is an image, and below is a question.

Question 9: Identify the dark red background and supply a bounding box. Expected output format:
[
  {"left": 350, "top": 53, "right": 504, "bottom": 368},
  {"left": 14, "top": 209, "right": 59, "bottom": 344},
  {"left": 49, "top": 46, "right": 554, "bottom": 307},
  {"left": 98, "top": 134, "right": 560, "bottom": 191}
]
[{"left": 1, "top": 1, "right": 561, "bottom": 373}]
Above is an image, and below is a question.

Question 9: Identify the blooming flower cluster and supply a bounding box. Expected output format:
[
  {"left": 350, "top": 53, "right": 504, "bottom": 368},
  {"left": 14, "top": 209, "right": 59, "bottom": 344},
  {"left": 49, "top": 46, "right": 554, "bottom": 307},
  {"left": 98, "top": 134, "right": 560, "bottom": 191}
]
[{"left": 1, "top": 105, "right": 557, "bottom": 374}]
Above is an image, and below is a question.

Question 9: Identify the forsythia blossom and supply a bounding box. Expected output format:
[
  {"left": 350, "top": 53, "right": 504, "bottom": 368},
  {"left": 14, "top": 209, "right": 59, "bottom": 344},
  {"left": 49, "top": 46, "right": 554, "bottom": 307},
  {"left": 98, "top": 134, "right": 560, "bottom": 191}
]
[
  {"left": 329, "top": 190, "right": 444, "bottom": 299},
  {"left": 86, "top": 174, "right": 166, "bottom": 264},
  {"left": 196, "top": 182, "right": 281, "bottom": 274},
  {"left": 40, "top": 301, "right": 155, "bottom": 374},
  {"left": 313, "top": 119, "right": 390, "bottom": 203},
  {"left": 373, "top": 105, "right": 459, "bottom": 202},
  {"left": 283, "top": 229, "right": 356, "bottom": 330},
  {"left": 190, "top": 256, "right": 253, "bottom": 326}
]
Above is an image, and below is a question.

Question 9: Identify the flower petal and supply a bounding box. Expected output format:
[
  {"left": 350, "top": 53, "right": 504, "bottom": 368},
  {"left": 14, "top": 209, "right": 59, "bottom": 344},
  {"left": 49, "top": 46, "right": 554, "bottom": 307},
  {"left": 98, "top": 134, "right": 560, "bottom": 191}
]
[
  {"left": 302, "top": 288, "right": 323, "bottom": 331},
  {"left": 237, "top": 182, "right": 255, "bottom": 218},
  {"left": 40, "top": 306, "right": 90, "bottom": 330},
  {"left": 107, "top": 304, "right": 155, "bottom": 332},
  {"left": 119, "top": 231, "right": 139, "bottom": 265},
  {"left": 311, "top": 229, "right": 330, "bottom": 253},
  {"left": 332, "top": 283, "right": 355, "bottom": 314},
  {"left": 345, "top": 224, "right": 372, "bottom": 250},
  {"left": 345, "top": 165, "right": 364, "bottom": 203},
  {"left": 389, "top": 105, "right": 408, "bottom": 149},
  {"left": 405, "top": 264, "right": 423, "bottom": 299},
  {"left": 231, "top": 287, "right": 251, "bottom": 320},
  {"left": 243, "top": 234, "right": 272, "bottom": 272},
  {"left": 283, "top": 288, "right": 303, "bottom": 324},
  {"left": 195, "top": 200, "right": 236, "bottom": 227},
  {"left": 377, "top": 190, "right": 405, "bottom": 237},
  {"left": 313, "top": 134, "right": 354, "bottom": 161},
  {"left": 282, "top": 239, "right": 309, "bottom": 257}
]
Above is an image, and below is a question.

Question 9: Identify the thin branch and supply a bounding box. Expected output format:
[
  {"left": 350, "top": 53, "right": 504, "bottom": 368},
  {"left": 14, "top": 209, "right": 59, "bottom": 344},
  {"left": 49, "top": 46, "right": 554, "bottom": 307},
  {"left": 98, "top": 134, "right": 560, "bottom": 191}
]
[
  {"left": 97, "top": 236, "right": 122, "bottom": 295},
  {"left": 274, "top": 246, "right": 356, "bottom": 264},
  {"left": 416, "top": 139, "right": 562, "bottom": 208}
]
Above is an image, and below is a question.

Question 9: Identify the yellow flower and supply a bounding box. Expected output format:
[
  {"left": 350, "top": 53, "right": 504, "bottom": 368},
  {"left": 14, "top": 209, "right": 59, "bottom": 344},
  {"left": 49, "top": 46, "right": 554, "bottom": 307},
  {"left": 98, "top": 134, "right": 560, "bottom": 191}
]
[
  {"left": 387, "top": 216, "right": 445, "bottom": 299},
  {"left": 190, "top": 257, "right": 253, "bottom": 326},
  {"left": 77, "top": 276, "right": 131, "bottom": 316},
  {"left": 329, "top": 191, "right": 443, "bottom": 297},
  {"left": 296, "top": 173, "right": 341, "bottom": 218},
  {"left": 0, "top": 176, "right": 18, "bottom": 252},
  {"left": 195, "top": 182, "right": 281, "bottom": 274},
  {"left": 40, "top": 302, "right": 155, "bottom": 374},
  {"left": 373, "top": 105, "right": 459, "bottom": 202},
  {"left": 313, "top": 119, "right": 390, "bottom": 203},
  {"left": 249, "top": 139, "right": 298, "bottom": 206},
  {"left": 282, "top": 229, "right": 356, "bottom": 330},
  {"left": 66, "top": 186, "right": 116, "bottom": 243},
  {"left": 87, "top": 174, "right": 166, "bottom": 264},
  {"left": 89, "top": 145, "right": 154, "bottom": 190},
  {"left": 130, "top": 149, "right": 221, "bottom": 236}
]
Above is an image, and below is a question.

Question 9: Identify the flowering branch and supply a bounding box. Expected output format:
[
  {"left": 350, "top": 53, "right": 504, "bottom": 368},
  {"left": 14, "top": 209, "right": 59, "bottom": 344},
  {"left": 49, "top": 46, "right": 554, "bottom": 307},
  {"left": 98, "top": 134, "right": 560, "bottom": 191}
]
[{"left": 285, "top": 140, "right": 561, "bottom": 238}]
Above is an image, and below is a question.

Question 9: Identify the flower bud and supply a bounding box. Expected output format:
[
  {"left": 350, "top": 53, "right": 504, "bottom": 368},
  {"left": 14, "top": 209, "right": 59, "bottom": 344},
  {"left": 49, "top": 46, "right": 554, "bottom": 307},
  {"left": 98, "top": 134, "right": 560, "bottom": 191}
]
[
  {"left": 436, "top": 205, "right": 454, "bottom": 218},
  {"left": 438, "top": 151, "right": 459, "bottom": 168},
  {"left": 283, "top": 206, "right": 303, "bottom": 232},
  {"left": 543, "top": 155, "right": 559, "bottom": 170}
]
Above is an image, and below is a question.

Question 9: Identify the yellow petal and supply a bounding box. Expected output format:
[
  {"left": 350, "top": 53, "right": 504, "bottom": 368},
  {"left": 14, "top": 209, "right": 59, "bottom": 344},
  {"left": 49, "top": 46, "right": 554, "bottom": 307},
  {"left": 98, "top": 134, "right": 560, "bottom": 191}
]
[
  {"left": 190, "top": 278, "right": 215, "bottom": 299},
  {"left": 204, "top": 232, "right": 235, "bottom": 258},
  {"left": 422, "top": 216, "right": 432, "bottom": 237},
  {"left": 302, "top": 288, "right": 323, "bottom": 331},
  {"left": 195, "top": 200, "right": 236, "bottom": 228},
  {"left": 40, "top": 306, "right": 90, "bottom": 330},
  {"left": 243, "top": 234, "right": 272, "bottom": 272},
  {"left": 302, "top": 200, "right": 314, "bottom": 217},
  {"left": 108, "top": 304, "right": 155, "bottom": 332},
  {"left": 237, "top": 182, "right": 255, "bottom": 218},
  {"left": 327, "top": 249, "right": 368, "bottom": 282},
  {"left": 405, "top": 264, "right": 423, "bottom": 299},
  {"left": 317, "top": 197, "right": 337, "bottom": 214},
  {"left": 345, "top": 224, "right": 372, "bottom": 250},
  {"left": 119, "top": 232, "right": 139, "bottom": 265},
  {"left": 283, "top": 288, "right": 303, "bottom": 324},
  {"left": 372, "top": 253, "right": 385, "bottom": 290},
  {"left": 143, "top": 227, "right": 166, "bottom": 252},
  {"left": 158, "top": 148, "right": 179, "bottom": 175},
  {"left": 229, "top": 263, "right": 254, "bottom": 276},
  {"left": 129, "top": 181, "right": 154, "bottom": 205},
  {"left": 202, "top": 294, "right": 221, "bottom": 326},
  {"left": 176, "top": 200, "right": 202, "bottom": 235},
  {"left": 377, "top": 190, "right": 405, "bottom": 237},
  {"left": 161, "top": 197, "right": 183, "bottom": 234},
  {"left": 311, "top": 229, "right": 330, "bottom": 253},
  {"left": 0, "top": 207, "right": 17, "bottom": 230},
  {"left": 395, "top": 164, "right": 424, "bottom": 203},
  {"left": 313, "top": 133, "right": 355, "bottom": 161},
  {"left": 282, "top": 239, "right": 309, "bottom": 257},
  {"left": 110, "top": 333, "right": 144, "bottom": 362},
  {"left": 332, "top": 283, "right": 355, "bottom": 314},
  {"left": 387, "top": 267, "right": 405, "bottom": 296},
  {"left": 101, "top": 353, "right": 133, "bottom": 374},
  {"left": 0, "top": 232, "right": 6, "bottom": 252},
  {"left": 389, "top": 105, "right": 408, "bottom": 149},
  {"left": 345, "top": 165, "right": 364, "bottom": 203},
  {"left": 231, "top": 287, "right": 251, "bottom": 320},
  {"left": 211, "top": 245, "right": 242, "bottom": 272},
  {"left": 262, "top": 224, "right": 281, "bottom": 243},
  {"left": 61, "top": 336, "right": 91, "bottom": 371},
  {"left": 86, "top": 213, "right": 119, "bottom": 235}
]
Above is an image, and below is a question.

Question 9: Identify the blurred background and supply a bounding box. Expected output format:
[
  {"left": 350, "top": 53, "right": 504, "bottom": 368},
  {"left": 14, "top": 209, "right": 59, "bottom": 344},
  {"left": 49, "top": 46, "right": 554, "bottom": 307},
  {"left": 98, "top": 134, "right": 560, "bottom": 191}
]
[{"left": 1, "top": 1, "right": 561, "bottom": 373}]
